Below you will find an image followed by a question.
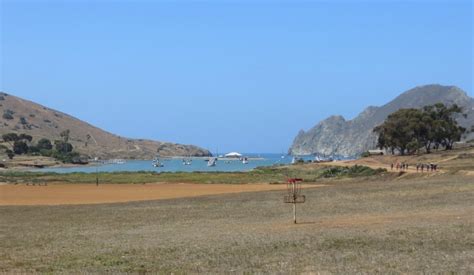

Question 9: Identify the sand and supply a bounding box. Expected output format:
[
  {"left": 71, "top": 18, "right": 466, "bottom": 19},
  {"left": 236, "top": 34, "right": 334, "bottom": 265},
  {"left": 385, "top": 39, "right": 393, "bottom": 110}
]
[{"left": 0, "top": 183, "right": 323, "bottom": 206}]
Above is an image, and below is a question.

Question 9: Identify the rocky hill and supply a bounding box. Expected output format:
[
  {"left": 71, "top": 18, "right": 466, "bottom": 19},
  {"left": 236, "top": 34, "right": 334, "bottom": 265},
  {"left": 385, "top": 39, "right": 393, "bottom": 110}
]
[
  {"left": 289, "top": 85, "right": 474, "bottom": 157},
  {"left": 0, "top": 92, "right": 211, "bottom": 159}
]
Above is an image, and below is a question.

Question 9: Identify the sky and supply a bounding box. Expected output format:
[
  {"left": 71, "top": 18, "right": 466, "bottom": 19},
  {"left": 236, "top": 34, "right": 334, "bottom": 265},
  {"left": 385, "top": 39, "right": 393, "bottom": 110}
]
[{"left": 1, "top": 0, "right": 472, "bottom": 153}]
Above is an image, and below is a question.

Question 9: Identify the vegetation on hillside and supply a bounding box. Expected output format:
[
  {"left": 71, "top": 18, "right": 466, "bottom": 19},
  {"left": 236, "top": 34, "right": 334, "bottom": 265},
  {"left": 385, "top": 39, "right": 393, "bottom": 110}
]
[
  {"left": 374, "top": 103, "right": 468, "bottom": 155},
  {"left": 0, "top": 129, "right": 86, "bottom": 163}
]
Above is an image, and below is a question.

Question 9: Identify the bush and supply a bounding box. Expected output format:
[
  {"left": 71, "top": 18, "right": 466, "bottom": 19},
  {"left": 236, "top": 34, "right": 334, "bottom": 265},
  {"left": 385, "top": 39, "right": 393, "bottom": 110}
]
[
  {"left": 54, "top": 141, "right": 73, "bottom": 153},
  {"left": 321, "top": 165, "right": 386, "bottom": 178},
  {"left": 52, "top": 151, "right": 81, "bottom": 163},
  {"left": 19, "top": 117, "right": 28, "bottom": 125},
  {"left": 6, "top": 149, "right": 14, "bottom": 159},
  {"left": 13, "top": 141, "right": 29, "bottom": 155},
  {"left": 28, "top": 146, "right": 40, "bottom": 154},
  {"left": 361, "top": 151, "right": 370, "bottom": 158},
  {"left": 37, "top": 138, "right": 53, "bottom": 150},
  {"left": 2, "top": 112, "right": 13, "bottom": 120},
  {"left": 39, "top": 149, "right": 52, "bottom": 157}
]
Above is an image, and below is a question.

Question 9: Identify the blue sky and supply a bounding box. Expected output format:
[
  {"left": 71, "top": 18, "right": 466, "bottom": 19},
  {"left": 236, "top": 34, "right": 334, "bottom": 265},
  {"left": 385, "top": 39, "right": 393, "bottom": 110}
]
[{"left": 1, "top": 0, "right": 472, "bottom": 153}]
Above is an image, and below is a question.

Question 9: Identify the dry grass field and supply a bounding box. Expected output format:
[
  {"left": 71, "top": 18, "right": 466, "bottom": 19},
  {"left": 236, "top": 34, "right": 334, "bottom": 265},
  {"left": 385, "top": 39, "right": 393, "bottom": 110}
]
[
  {"left": 0, "top": 183, "right": 322, "bottom": 206},
  {"left": 1, "top": 173, "right": 473, "bottom": 273}
]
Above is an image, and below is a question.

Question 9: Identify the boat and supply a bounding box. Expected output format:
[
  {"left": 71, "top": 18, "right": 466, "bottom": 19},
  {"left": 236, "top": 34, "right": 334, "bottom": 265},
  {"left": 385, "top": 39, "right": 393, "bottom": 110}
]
[
  {"left": 152, "top": 156, "right": 164, "bottom": 167},
  {"left": 207, "top": 157, "right": 217, "bottom": 167},
  {"left": 291, "top": 157, "right": 296, "bottom": 164},
  {"left": 242, "top": 157, "right": 249, "bottom": 164},
  {"left": 183, "top": 157, "right": 192, "bottom": 165}
]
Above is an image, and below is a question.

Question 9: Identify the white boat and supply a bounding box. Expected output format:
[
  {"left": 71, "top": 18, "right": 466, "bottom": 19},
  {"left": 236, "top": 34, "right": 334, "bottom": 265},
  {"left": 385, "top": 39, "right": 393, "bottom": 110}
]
[
  {"left": 242, "top": 157, "right": 249, "bottom": 164},
  {"left": 183, "top": 157, "right": 192, "bottom": 165},
  {"left": 291, "top": 157, "right": 296, "bottom": 164},
  {"left": 152, "top": 156, "right": 164, "bottom": 167},
  {"left": 207, "top": 157, "right": 217, "bottom": 167}
]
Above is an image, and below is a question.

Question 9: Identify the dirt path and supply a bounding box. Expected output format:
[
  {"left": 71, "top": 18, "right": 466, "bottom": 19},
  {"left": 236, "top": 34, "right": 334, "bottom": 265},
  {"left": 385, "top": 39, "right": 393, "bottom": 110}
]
[
  {"left": 0, "top": 183, "right": 324, "bottom": 206},
  {"left": 318, "top": 160, "right": 420, "bottom": 173}
]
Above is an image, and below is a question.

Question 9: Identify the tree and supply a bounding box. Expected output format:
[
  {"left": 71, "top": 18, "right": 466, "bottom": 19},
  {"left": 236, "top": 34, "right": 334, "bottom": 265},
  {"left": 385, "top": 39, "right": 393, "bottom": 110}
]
[
  {"left": 374, "top": 103, "right": 466, "bottom": 155},
  {"left": 18, "top": 134, "right": 33, "bottom": 143},
  {"left": 374, "top": 108, "right": 423, "bottom": 155},
  {"left": 55, "top": 140, "right": 73, "bottom": 153},
  {"left": 13, "top": 141, "right": 29, "bottom": 155},
  {"left": 37, "top": 138, "right": 53, "bottom": 150},
  {"left": 60, "top": 129, "right": 70, "bottom": 143},
  {"left": 2, "top": 133, "right": 19, "bottom": 145}
]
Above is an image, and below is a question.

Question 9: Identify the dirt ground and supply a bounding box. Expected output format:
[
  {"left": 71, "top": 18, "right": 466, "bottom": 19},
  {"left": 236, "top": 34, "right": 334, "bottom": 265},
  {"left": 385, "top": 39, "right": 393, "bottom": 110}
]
[
  {"left": 315, "top": 146, "right": 474, "bottom": 174},
  {"left": 0, "top": 183, "right": 322, "bottom": 206},
  {"left": 1, "top": 175, "right": 472, "bottom": 273}
]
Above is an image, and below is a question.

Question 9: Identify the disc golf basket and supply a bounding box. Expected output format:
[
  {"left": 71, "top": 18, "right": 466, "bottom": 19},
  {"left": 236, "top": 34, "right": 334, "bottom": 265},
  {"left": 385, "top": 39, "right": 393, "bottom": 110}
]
[{"left": 284, "top": 178, "right": 305, "bottom": 224}]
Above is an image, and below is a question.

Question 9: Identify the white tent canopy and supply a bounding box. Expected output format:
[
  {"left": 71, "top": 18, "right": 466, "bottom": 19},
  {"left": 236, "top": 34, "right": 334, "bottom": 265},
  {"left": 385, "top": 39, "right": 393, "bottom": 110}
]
[{"left": 225, "top": 152, "right": 242, "bottom": 158}]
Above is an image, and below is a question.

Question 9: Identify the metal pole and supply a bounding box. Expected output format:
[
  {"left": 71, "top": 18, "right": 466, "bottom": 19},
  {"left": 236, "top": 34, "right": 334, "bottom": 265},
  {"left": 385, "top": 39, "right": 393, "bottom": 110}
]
[
  {"left": 293, "top": 202, "right": 296, "bottom": 224},
  {"left": 293, "top": 182, "right": 297, "bottom": 224}
]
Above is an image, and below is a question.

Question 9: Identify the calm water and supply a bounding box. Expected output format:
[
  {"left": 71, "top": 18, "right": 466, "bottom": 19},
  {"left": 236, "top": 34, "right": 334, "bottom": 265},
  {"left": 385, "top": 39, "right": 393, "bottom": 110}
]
[{"left": 34, "top": 154, "right": 318, "bottom": 174}]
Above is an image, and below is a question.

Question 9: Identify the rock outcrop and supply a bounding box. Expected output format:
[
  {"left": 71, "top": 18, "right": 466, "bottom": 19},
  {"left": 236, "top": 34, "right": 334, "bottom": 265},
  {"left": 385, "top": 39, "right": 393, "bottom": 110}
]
[{"left": 289, "top": 85, "right": 474, "bottom": 157}]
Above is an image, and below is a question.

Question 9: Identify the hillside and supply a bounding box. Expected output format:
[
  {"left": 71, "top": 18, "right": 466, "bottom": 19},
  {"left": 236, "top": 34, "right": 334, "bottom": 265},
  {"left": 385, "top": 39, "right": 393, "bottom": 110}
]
[
  {"left": 0, "top": 92, "right": 211, "bottom": 159},
  {"left": 289, "top": 85, "right": 474, "bottom": 157}
]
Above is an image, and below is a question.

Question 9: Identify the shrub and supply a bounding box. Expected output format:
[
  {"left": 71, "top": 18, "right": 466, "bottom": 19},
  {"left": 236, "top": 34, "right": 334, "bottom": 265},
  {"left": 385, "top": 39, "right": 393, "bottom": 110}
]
[
  {"left": 13, "top": 141, "right": 29, "bottom": 155},
  {"left": 321, "top": 165, "right": 386, "bottom": 178},
  {"left": 2, "top": 112, "right": 13, "bottom": 120},
  {"left": 39, "top": 149, "right": 52, "bottom": 157},
  {"left": 19, "top": 117, "right": 28, "bottom": 125},
  {"left": 54, "top": 141, "right": 73, "bottom": 153},
  {"left": 5, "top": 149, "right": 14, "bottom": 159},
  {"left": 37, "top": 138, "right": 53, "bottom": 150}
]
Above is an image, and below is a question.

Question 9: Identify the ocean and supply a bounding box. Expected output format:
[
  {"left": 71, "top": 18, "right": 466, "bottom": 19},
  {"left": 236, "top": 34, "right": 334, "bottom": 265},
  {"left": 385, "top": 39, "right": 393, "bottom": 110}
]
[{"left": 33, "top": 154, "right": 318, "bottom": 174}]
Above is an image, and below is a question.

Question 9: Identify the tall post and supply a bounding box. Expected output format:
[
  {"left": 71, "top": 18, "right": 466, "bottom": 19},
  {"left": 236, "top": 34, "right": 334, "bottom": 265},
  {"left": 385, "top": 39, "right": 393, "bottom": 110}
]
[
  {"left": 292, "top": 182, "right": 297, "bottom": 224},
  {"left": 293, "top": 202, "right": 296, "bottom": 224},
  {"left": 96, "top": 160, "right": 99, "bottom": 186}
]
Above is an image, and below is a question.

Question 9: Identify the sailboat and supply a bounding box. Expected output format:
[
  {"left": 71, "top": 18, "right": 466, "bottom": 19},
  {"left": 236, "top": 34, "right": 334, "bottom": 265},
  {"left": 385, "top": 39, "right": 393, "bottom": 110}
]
[
  {"left": 207, "top": 157, "right": 217, "bottom": 167},
  {"left": 152, "top": 156, "right": 164, "bottom": 167},
  {"left": 183, "top": 155, "right": 192, "bottom": 165},
  {"left": 207, "top": 147, "right": 218, "bottom": 167}
]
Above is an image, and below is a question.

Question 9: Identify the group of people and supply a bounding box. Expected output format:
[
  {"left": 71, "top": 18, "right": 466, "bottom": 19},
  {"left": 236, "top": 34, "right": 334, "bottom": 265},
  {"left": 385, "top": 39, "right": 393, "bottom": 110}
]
[
  {"left": 390, "top": 162, "right": 438, "bottom": 172},
  {"left": 416, "top": 163, "right": 438, "bottom": 172},
  {"left": 391, "top": 162, "right": 409, "bottom": 171}
]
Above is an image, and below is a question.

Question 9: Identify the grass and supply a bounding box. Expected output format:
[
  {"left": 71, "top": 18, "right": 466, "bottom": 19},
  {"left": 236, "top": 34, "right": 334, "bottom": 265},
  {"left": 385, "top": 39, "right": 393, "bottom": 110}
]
[
  {"left": 0, "top": 174, "right": 472, "bottom": 273},
  {"left": 0, "top": 165, "right": 386, "bottom": 184}
]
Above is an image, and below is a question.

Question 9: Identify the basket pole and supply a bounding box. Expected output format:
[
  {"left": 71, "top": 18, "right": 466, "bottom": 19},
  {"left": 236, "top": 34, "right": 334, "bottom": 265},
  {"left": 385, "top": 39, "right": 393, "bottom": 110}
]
[{"left": 293, "top": 182, "right": 297, "bottom": 224}]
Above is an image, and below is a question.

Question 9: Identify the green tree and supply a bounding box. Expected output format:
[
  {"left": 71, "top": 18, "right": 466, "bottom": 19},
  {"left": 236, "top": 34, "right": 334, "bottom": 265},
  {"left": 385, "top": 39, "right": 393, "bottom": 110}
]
[
  {"left": 374, "top": 108, "right": 423, "bottom": 155},
  {"left": 13, "top": 141, "right": 29, "bottom": 155},
  {"left": 374, "top": 103, "right": 466, "bottom": 155},
  {"left": 18, "top": 134, "right": 33, "bottom": 143},
  {"left": 37, "top": 138, "right": 53, "bottom": 150},
  {"left": 55, "top": 141, "right": 73, "bottom": 153},
  {"left": 2, "top": 133, "right": 19, "bottom": 145}
]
